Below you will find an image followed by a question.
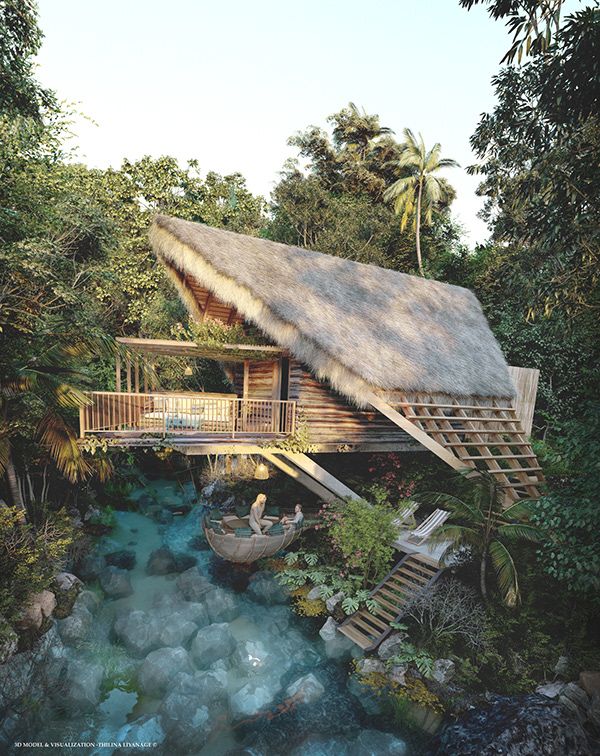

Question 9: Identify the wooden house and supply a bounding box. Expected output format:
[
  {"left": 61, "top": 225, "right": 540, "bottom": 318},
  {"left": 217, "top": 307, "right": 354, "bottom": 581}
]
[{"left": 80, "top": 215, "right": 542, "bottom": 505}]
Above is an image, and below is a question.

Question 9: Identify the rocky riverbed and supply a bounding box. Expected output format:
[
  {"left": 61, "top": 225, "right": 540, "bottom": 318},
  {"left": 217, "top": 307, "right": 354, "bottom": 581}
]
[{"left": 0, "top": 479, "right": 411, "bottom": 755}]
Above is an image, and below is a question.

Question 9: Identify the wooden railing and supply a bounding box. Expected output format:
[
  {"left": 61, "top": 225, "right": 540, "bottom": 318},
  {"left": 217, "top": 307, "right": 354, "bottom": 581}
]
[{"left": 80, "top": 392, "right": 297, "bottom": 438}]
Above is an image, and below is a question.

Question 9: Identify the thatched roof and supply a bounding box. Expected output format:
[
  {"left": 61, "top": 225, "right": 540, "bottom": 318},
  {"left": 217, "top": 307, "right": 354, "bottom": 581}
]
[{"left": 150, "top": 215, "right": 515, "bottom": 403}]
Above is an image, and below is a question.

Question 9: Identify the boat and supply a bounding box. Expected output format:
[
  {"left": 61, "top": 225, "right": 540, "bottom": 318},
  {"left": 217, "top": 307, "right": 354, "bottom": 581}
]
[{"left": 202, "top": 512, "right": 306, "bottom": 563}]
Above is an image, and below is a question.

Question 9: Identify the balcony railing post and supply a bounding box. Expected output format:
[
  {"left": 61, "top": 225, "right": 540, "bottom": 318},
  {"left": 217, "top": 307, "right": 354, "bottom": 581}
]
[
  {"left": 231, "top": 398, "right": 236, "bottom": 439},
  {"left": 162, "top": 395, "right": 167, "bottom": 437}
]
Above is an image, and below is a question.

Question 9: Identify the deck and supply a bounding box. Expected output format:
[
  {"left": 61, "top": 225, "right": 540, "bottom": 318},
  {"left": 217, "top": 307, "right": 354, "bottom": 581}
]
[{"left": 79, "top": 392, "right": 296, "bottom": 443}]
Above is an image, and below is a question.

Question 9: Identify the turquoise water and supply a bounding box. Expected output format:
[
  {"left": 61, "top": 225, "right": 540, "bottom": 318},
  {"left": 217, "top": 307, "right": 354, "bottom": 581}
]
[{"left": 7, "top": 479, "right": 414, "bottom": 755}]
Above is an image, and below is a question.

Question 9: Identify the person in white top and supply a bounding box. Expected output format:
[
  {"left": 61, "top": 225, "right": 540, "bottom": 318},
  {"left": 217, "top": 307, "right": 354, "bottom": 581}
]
[
  {"left": 281, "top": 503, "right": 304, "bottom": 530},
  {"left": 248, "top": 493, "right": 273, "bottom": 535}
]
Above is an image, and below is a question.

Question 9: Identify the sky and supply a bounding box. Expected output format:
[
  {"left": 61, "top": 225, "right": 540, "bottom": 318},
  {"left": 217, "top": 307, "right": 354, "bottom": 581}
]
[{"left": 35, "top": 0, "right": 512, "bottom": 246}]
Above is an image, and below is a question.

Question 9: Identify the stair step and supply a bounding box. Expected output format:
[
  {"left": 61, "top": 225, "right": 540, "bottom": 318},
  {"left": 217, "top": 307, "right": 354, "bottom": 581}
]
[
  {"left": 351, "top": 615, "right": 382, "bottom": 637},
  {"left": 370, "top": 603, "right": 396, "bottom": 622},
  {"left": 338, "top": 623, "right": 373, "bottom": 649},
  {"left": 389, "top": 574, "right": 426, "bottom": 591},
  {"left": 406, "top": 558, "right": 438, "bottom": 576},
  {"left": 376, "top": 586, "right": 406, "bottom": 606},
  {"left": 371, "top": 593, "right": 403, "bottom": 613},
  {"left": 393, "top": 569, "right": 428, "bottom": 585},
  {"left": 357, "top": 610, "right": 388, "bottom": 631}
]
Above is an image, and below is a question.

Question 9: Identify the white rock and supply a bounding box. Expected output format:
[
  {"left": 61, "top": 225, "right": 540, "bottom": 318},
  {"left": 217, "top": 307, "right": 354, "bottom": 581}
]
[
  {"left": 319, "top": 616, "right": 339, "bottom": 642},
  {"left": 537, "top": 682, "right": 566, "bottom": 699},
  {"left": 356, "top": 658, "right": 386, "bottom": 677},
  {"left": 431, "top": 658, "right": 456, "bottom": 685},
  {"left": 326, "top": 591, "right": 344, "bottom": 614}
]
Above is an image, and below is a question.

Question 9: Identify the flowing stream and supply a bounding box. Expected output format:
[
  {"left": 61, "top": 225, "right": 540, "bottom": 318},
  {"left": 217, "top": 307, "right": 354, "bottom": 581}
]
[{"left": 4, "top": 478, "right": 419, "bottom": 755}]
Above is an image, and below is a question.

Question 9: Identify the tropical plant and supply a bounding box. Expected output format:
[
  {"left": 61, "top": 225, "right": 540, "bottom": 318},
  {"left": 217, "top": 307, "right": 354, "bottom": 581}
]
[
  {"left": 321, "top": 496, "right": 398, "bottom": 585},
  {"left": 423, "top": 472, "right": 541, "bottom": 606},
  {"left": 383, "top": 129, "right": 458, "bottom": 275}
]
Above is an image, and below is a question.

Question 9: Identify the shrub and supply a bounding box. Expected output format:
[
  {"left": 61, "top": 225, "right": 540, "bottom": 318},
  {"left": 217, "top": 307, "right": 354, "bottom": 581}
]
[
  {"left": 0, "top": 506, "right": 78, "bottom": 624},
  {"left": 405, "top": 578, "right": 487, "bottom": 652},
  {"left": 322, "top": 496, "right": 397, "bottom": 585}
]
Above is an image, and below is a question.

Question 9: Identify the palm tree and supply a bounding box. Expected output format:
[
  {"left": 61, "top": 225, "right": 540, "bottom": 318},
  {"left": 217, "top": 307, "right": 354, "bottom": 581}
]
[
  {"left": 1, "top": 336, "right": 120, "bottom": 517},
  {"left": 384, "top": 129, "right": 458, "bottom": 276},
  {"left": 423, "top": 472, "right": 541, "bottom": 607}
]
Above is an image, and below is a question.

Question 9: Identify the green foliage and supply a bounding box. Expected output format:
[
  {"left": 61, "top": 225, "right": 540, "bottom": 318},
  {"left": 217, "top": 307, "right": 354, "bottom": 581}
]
[
  {"left": 322, "top": 496, "right": 397, "bottom": 585},
  {"left": 532, "top": 404, "right": 600, "bottom": 598},
  {"left": 0, "top": 505, "right": 78, "bottom": 624},
  {"left": 424, "top": 471, "right": 541, "bottom": 606},
  {"left": 266, "top": 104, "right": 464, "bottom": 275},
  {"left": 387, "top": 642, "right": 436, "bottom": 679}
]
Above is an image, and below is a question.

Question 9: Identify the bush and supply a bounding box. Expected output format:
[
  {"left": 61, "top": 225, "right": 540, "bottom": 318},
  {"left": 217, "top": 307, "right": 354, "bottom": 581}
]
[
  {"left": 0, "top": 506, "right": 78, "bottom": 625},
  {"left": 322, "top": 496, "right": 397, "bottom": 585}
]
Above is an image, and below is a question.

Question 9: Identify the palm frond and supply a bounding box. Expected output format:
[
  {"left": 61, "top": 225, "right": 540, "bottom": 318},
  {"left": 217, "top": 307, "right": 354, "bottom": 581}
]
[
  {"left": 489, "top": 540, "right": 520, "bottom": 607},
  {"left": 418, "top": 490, "right": 485, "bottom": 523},
  {"left": 436, "top": 157, "right": 460, "bottom": 169},
  {"left": 37, "top": 412, "right": 93, "bottom": 483},
  {"left": 497, "top": 523, "right": 541, "bottom": 543},
  {"left": 502, "top": 498, "right": 537, "bottom": 520},
  {"left": 424, "top": 143, "right": 442, "bottom": 172},
  {"left": 0, "top": 436, "right": 9, "bottom": 476}
]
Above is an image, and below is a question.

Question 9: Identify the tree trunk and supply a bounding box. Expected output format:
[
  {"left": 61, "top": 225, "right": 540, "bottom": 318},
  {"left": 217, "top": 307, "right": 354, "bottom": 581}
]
[
  {"left": 480, "top": 551, "right": 488, "bottom": 602},
  {"left": 5, "top": 451, "right": 27, "bottom": 521},
  {"left": 415, "top": 179, "right": 424, "bottom": 276}
]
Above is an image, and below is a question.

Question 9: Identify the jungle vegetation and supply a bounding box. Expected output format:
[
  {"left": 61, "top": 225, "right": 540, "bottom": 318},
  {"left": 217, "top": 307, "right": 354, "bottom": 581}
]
[{"left": 0, "top": 0, "right": 598, "bottom": 691}]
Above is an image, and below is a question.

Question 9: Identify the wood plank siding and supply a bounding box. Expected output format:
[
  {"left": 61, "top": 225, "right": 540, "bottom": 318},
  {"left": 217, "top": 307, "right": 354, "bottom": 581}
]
[{"left": 288, "top": 361, "right": 412, "bottom": 446}]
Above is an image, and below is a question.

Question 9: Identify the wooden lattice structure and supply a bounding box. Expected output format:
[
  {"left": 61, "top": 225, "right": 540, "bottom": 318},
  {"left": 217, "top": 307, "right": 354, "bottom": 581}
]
[{"left": 386, "top": 393, "right": 543, "bottom": 502}]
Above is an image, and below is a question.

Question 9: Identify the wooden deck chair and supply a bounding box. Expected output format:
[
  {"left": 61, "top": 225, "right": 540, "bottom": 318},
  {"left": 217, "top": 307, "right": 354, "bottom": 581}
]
[
  {"left": 407, "top": 509, "right": 450, "bottom": 545},
  {"left": 392, "top": 501, "right": 419, "bottom": 529}
]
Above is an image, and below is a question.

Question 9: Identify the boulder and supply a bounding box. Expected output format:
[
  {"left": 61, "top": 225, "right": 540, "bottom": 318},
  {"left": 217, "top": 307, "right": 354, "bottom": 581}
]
[
  {"left": 319, "top": 617, "right": 339, "bottom": 642},
  {"left": 307, "top": 585, "right": 326, "bottom": 601},
  {"left": 152, "top": 593, "right": 209, "bottom": 628},
  {"left": 159, "top": 694, "right": 212, "bottom": 752},
  {"left": 170, "top": 668, "right": 228, "bottom": 704},
  {"left": 356, "top": 658, "right": 386, "bottom": 677},
  {"left": 233, "top": 639, "right": 271, "bottom": 675},
  {"left": 350, "top": 730, "right": 406, "bottom": 755},
  {"left": 74, "top": 590, "right": 101, "bottom": 614},
  {"left": 347, "top": 674, "right": 384, "bottom": 716},
  {"left": 247, "top": 571, "right": 290, "bottom": 605},
  {"left": 190, "top": 623, "right": 236, "bottom": 669},
  {"left": 76, "top": 553, "right": 106, "bottom": 582},
  {"left": 326, "top": 591, "right": 345, "bottom": 614},
  {"left": 537, "top": 682, "right": 567, "bottom": 699},
  {"left": 378, "top": 632, "right": 408, "bottom": 661},
  {"left": 146, "top": 547, "right": 177, "bottom": 575},
  {"left": 562, "top": 682, "right": 590, "bottom": 711},
  {"left": 588, "top": 692, "right": 600, "bottom": 730},
  {"left": 138, "top": 647, "right": 193, "bottom": 697},
  {"left": 0, "top": 616, "right": 18, "bottom": 665},
  {"left": 15, "top": 590, "right": 56, "bottom": 631},
  {"left": 389, "top": 664, "right": 408, "bottom": 686},
  {"left": 113, "top": 610, "right": 160, "bottom": 657},
  {"left": 204, "top": 587, "right": 239, "bottom": 623},
  {"left": 433, "top": 694, "right": 593, "bottom": 756},
  {"left": 113, "top": 717, "right": 165, "bottom": 755},
  {"left": 286, "top": 673, "right": 325, "bottom": 704},
  {"left": 554, "top": 655, "right": 570, "bottom": 677},
  {"left": 174, "top": 553, "right": 197, "bottom": 572},
  {"left": 579, "top": 671, "right": 600, "bottom": 697},
  {"left": 99, "top": 566, "right": 133, "bottom": 598},
  {"left": 176, "top": 567, "right": 215, "bottom": 602},
  {"left": 230, "top": 679, "right": 280, "bottom": 719},
  {"left": 57, "top": 606, "right": 93, "bottom": 645},
  {"left": 156, "top": 613, "right": 197, "bottom": 648},
  {"left": 147, "top": 505, "right": 173, "bottom": 525},
  {"left": 291, "top": 736, "right": 350, "bottom": 756},
  {"left": 105, "top": 549, "right": 136, "bottom": 570},
  {"left": 432, "top": 659, "right": 456, "bottom": 685},
  {"left": 54, "top": 572, "right": 83, "bottom": 592},
  {"left": 61, "top": 659, "right": 104, "bottom": 712}
]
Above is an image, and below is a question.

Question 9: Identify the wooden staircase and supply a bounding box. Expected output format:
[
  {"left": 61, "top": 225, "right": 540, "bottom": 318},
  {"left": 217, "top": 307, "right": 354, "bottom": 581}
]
[{"left": 338, "top": 554, "right": 444, "bottom": 651}]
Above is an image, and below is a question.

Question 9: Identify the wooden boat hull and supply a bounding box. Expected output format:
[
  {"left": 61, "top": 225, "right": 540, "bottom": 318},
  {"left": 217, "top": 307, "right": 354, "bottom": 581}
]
[{"left": 203, "top": 521, "right": 303, "bottom": 563}]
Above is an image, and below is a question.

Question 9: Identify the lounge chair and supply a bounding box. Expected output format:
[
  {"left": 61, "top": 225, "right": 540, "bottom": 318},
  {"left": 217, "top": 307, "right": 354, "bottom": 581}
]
[
  {"left": 392, "top": 501, "right": 419, "bottom": 529},
  {"left": 407, "top": 508, "right": 450, "bottom": 545}
]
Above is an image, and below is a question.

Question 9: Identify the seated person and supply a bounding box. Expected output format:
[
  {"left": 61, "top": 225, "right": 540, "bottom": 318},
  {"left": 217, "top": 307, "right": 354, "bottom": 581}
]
[
  {"left": 249, "top": 493, "right": 274, "bottom": 535},
  {"left": 281, "top": 503, "right": 304, "bottom": 530}
]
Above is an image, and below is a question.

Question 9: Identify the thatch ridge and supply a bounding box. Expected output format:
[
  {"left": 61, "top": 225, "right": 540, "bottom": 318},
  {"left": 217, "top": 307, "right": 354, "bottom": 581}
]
[{"left": 149, "top": 215, "right": 515, "bottom": 402}]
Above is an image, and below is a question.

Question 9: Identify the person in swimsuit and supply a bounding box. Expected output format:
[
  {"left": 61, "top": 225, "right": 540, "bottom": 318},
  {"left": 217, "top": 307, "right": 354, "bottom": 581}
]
[{"left": 249, "top": 493, "right": 273, "bottom": 535}]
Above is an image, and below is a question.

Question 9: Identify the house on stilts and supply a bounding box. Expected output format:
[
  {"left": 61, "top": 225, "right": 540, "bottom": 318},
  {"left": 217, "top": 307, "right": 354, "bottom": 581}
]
[{"left": 80, "top": 215, "right": 543, "bottom": 649}]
